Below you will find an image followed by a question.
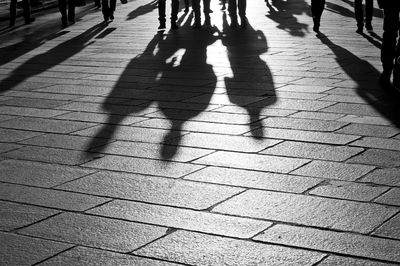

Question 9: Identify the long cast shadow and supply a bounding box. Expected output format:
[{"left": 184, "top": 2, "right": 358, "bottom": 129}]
[
  {"left": 126, "top": 0, "right": 158, "bottom": 21},
  {"left": 0, "top": 23, "right": 108, "bottom": 92},
  {"left": 318, "top": 34, "right": 400, "bottom": 128}
]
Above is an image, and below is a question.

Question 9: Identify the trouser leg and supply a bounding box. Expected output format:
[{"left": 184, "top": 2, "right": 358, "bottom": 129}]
[
  {"left": 228, "top": 0, "right": 238, "bottom": 24},
  {"left": 354, "top": 0, "right": 363, "bottom": 27},
  {"left": 158, "top": 0, "right": 166, "bottom": 25},
  {"left": 171, "top": 0, "right": 179, "bottom": 22},
  {"left": 68, "top": 0, "right": 75, "bottom": 21},
  {"left": 22, "top": 0, "right": 32, "bottom": 21},
  {"left": 10, "top": 0, "right": 17, "bottom": 24},
  {"left": 365, "top": 0, "right": 373, "bottom": 24},
  {"left": 192, "top": 0, "right": 201, "bottom": 25},
  {"left": 381, "top": 7, "right": 400, "bottom": 76}
]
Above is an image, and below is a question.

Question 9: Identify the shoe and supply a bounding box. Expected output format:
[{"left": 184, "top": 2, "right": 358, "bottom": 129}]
[
  {"left": 171, "top": 22, "right": 179, "bottom": 30},
  {"left": 61, "top": 16, "right": 68, "bottom": 27},
  {"left": 221, "top": 5, "right": 226, "bottom": 10},
  {"left": 184, "top": 7, "right": 189, "bottom": 12},
  {"left": 158, "top": 22, "right": 166, "bottom": 30},
  {"left": 356, "top": 26, "right": 363, "bottom": 34},
  {"left": 241, "top": 17, "right": 247, "bottom": 28},
  {"left": 193, "top": 22, "right": 201, "bottom": 29},
  {"left": 204, "top": 18, "right": 211, "bottom": 26},
  {"left": 109, "top": 12, "right": 114, "bottom": 21},
  {"left": 312, "top": 17, "right": 320, "bottom": 33},
  {"left": 365, "top": 23, "right": 373, "bottom": 32},
  {"left": 379, "top": 72, "right": 392, "bottom": 90},
  {"left": 68, "top": 16, "right": 75, "bottom": 24},
  {"left": 103, "top": 14, "right": 109, "bottom": 22},
  {"left": 24, "top": 17, "right": 35, "bottom": 25}
]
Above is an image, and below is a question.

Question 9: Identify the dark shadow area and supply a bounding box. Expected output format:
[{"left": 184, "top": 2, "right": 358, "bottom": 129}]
[
  {"left": 341, "top": 0, "right": 383, "bottom": 18},
  {"left": 360, "top": 32, "right": 381, "bottom": 49},
  {"left": 0, "top": 23, "right": 108, "bottom": 92},
  {"left": 318, "top": 34, "right": 400, "bottom": 128},
  {"left": 222, "top": 13, "right": 276, "bottom": 138},
  {"left": 126, "top": 0, "right": 158, "bottom": 21},
  {"left": 325, "top": 1, "right": 354, "bottom": 18},
  {"left": 265, "top": 0, "right": 310, "bottom": 37}
]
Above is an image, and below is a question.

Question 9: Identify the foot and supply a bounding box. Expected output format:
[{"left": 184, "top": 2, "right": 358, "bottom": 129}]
[
  {"left": 312, "top": 17, "right": 320, "bottom": 33},
  {"left": 221, "top": 4, "right": 226, "bottom": 10},
  {"left": 193, "top": 22, "right": 201, "bottom": 29},
  {"left": 204, "top": 18, "right": 211, "bottom": 26},
  {"left": 240, "top": 17, "right": 247, "bottom": 28},
  {"left": 24, "top": 17, "right": 35, "bottom": 25},
  {"left": 158, "top": 22, "right": 166, "bottom": 30},
  {"left": 109, "top": 13, "right": 114, "bottom": 21},
  {"left": 379, "top": 73, "right": 392, "bottom": 90},
  {"left": 61, "top": 17, "right": 68, "bottom": 27},
  {"left": 171, "top": 22, "right": 179, "bottom": 30},
  {"left": 313, "top": 24, "right": 319, "bottom": 33},
  {"left": 356, "top": 26, "right": 363, "bottom": 34},
  {"left": 68, "top": 17, "right": 75, "bottom": 24},
  {"left": 365, "top": 23, "right": 373, "bottom": 32},
  {"left": 184, "top": 7, "right": 189, "bottom": 12}
]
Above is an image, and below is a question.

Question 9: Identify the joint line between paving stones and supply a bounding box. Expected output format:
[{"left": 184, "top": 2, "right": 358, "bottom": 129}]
[
  {"left": 31, "top": 245, "right": 77, "bottom": 266},
  {"left": 10, "top": 212, "right": 63, "bottom": 234},
  {"left": 368, "top": 209, "right": 400, "bottom": 237}
]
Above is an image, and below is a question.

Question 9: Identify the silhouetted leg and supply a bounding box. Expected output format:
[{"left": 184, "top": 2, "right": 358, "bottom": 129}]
[
  {"left": 238, "top": 0, "right": 246, "bottom": 27},
  {"left": 192, "top": 0, "right": 201, "bottom": 27},
  {"left": 158, "top": 0, "right": 166, "bottom": 28},
  {"left": 228, "top": 0, "right": 238, "bottom": 26},
  {"left": 365, "top": 0, "right": 373, "bottom": 31},
  {"left": 68, "top": 0, "right": 75, "bottom": 23},
  {"left": 9, "top": 0, "right": 17, "bottom": 26},
  {"left": 58, "top": 0, "right": 68, "bottom": 27},
  {"left": 22, "top": 0, "right": 33, "bottom": 24},
  {"left": 311, "top": 0, "right": 325, "bottom": 32},
  {"left": 109, "top": 0, "right": 116, "bottom": 20},
  {"left": 94, "top": 0, "right": 101, "bottom": 7},
  {"left": 354, "top": 0, "right": 363, "bottom": 32},
  {"left": 184, "top": 0, "right": 189, "bottom": 11},
  {"left": 203, "top": 0, "right": 211, "bottom": 25},
  {"left": 171, "top": 0, "right": 179, "bottom": 29}
]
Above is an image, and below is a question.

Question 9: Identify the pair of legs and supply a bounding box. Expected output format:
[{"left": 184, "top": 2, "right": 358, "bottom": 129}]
[
  {"left": 58, "top": 0, "right": 75, "bottom": 27},
  {"left": 380, "top": 5, "right": 400, "bottom": 88},
  {"left": 228, "top": 0, "right": 247, "bottom": 27},
  {"left": 158, "top": 0, "right": 179, "bottom": 29},
  {"left": 9, "top": 0, "right": 34, "bottom": 26},
  {"left": 102, "top": 0, "right": 116, "bottom": 21},
  {"left": 184, "top": 0, "right": 190, "bottom": 11},
  {"left": 354, "top": 0, "right": 373, "bottom": 32},
  {"left": 192, "top": 0, "right": 211, "bottom": 27},
  {"left": 311, "top": 0, "right": 325, "bottom": 32}
]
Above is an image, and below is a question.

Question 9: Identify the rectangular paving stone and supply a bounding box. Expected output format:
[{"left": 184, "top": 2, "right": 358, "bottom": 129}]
[
  {"left": 360, "top": 168, "right": 400, "bottom": 186},
  {"left": 0, "top": 106, "right": 68, "bottom": 117},
  {"left": 289, "top": 111, "right": 345, "bottom": 121},
  {"left": 83, "top": 155, "right": 203, "bottom": 177},
  {"left": 308, "top": 180, "right": 389, "bottom": 201},
  {"left": 318, "top": 255, "right": 397, "bottom": 266},
  {"left": 255, "top": 224, "right": 400, "bottom": 263},
  {"left": 58, "top": 171, "right": 242, "bottom": 210},
  {"left": 19, "top": 212, "right": 168, "bottom": 252},
  {"left": 39, "top": 246, "right": 181, "bottom": 266},
  {"left": 261, "top": 117, "right": 347, "bottom": 132},
  {"left": 0, "top": 117, "right": 96, "bottom": 134},
  {"left": 292, "top": 160, "right": 375, "bottom": 181},
  {"left": 347, "top": 149, "right": 400, "bottom": 167},
  {"left": 4, "top": 90, "right": 81, "bottom": 101},
  {"left": 374, "top": 188, "right": 400, "bottom": 206},
  {"left": 247, "top": 98, "right": 334, "bottom": 111},
  {"left": 262, "top": 141, "right": 363, "bottom": 161},
  {"left": 193, "top": 151, "right": 310, "bottom": 173},
  {"left": 322, "top": 103, "right": 383, "bottom": 117},
  {"left": 3, "top": 146, "right": 93, "bottom": 165},
  {"left": 1, "top": 97, "right": 69, "bottom": 109},
  {"left": 350, "top": 137, "right": 400, "bottom": 151},
  {"left": 88, "top": 200, "right": 272, "bottom": 239},
  {"left": 0, "top": 183, "right": 109, "bottom": 211},
  {"left": 54, "top": 111, "right": 147, "bottom": 125},
  {"left": 166, "top": 132, "right": 281, "bottom": 153},
  {"left": 338, "top": 114, "right": 391, "bottom": 126},
  {"left": 373, "top": 214, "right": 400, "bottom": 240},
  {"left": 133, "top": 230, "right": 325, "bottom": 266},
  {"left": 37, "top": 84, "right": 113, "bottom": 96},
  {"left": 247, "top": 127, "right": 360, "bottom": 145},
  {"left": 0, "top": 128, "right": 42, "bottom": 142},
  {"left": 91, "top": 140, "right": 214, "bottom": 162},
  {"left": 184, "top": 166, "right": 322, "bottom": 193},
  {"left": 0, "top": 143, "right": 21, "bottom": 153},
  {"left": 336, "top": 124, "right": 400, "bottom": 138},
  {"left": 0, "top": 201, "right": 58, "bottom": 231},
  {"left": 0, "top": 159, "right": 94, "bottom": 187},
  {"left": 0, "top": 232, "right": 72, "bottom": 266},
  {"left": 213, "top": 190, "right": 397, "bottom": 233},
  {"left": 276, "top": 84, "right": 333, "bottom": 93}
]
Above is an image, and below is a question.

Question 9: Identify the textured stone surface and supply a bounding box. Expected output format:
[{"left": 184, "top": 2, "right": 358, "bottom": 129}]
[
  {"left": 373, "top": 214, "right": 400, "bottom": 240},
  {"left": 0, "top": 128, "right": 42, "bottom": 142},
  {"left": 255, "top": 224, "right": 400, "bottom": 263},
  {"left": 336, "top": 124, "right": 400, "bottom": 138},
  {"left": 213, "top": 190, "right": 397, "bottom": 233},
  {"left": 20, "top": 212, "right": 168, "bottom": 252},
  {"left": 361, "top": 168, "right": 400, "bottom": 186},
  {"left": 347, "top": 149, "right": 400, "bottom": 167},
  {"left": 134, "top": 230, "right": 325, "bottom": 265},
  {"left": 374, "top": 188, "right": 400, "bottom": 206},
  {"left": 351, "top": 137, "right": 400, "bottom": 151},
  {"left": 318, "top": 256, "right": 397, "bottom": 266},
  {"left": 58, "top": 171, "right": 243, "bottom": 210}
]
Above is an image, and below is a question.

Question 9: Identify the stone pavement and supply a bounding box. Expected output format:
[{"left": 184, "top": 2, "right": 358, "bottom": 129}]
[{"left": 1, "top": 0, "right": 400, "bottom": 265}]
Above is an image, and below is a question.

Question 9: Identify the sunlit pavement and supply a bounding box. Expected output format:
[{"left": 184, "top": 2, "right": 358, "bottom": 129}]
[{"left": 1, "top": 0, "right": 400, "bottom": 264}]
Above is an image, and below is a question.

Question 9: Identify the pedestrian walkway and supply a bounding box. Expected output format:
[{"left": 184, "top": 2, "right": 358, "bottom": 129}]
[{"left": 1, "top": 0, "right": 400, "bottom": 265}]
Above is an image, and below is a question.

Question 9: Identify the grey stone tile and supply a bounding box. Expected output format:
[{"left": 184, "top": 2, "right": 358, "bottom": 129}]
[
  {"left": 58, "top": 171, "right": 242, "bottom": 210},
  {"left": 0, "top": 201, "right": 58, "bottom": 231},
  {"left": 361, "top": 168, "right": 400, "bottom": 186},
  {"left": 37, "top": 84, "right": 113, "bottom": 96},
  {"left": 309, "top": 180, "right": 388, "bottom": 201},
  {"left": 0, "top": 159, "right": 94, "bottom": 187},
  {"left": 0, "top": 117, "right": 95, "bottom": 134},
  {"left": 213, "top": 105, "right": 296, "bottom": 117},
  {"left": 88, "top": 200, "right": 271, "bottom": 238},
  {"left": 338, "top": 115, "right": 391, "bottom": 126},
  {"left": 318, "top": 255, "right": 397, "bottom": 266},
  {"left": 289, "top": 111, "right": 345, "bottom": 121},
  {"left": 262, "top": 141, "right": 363, "bottom": 161},
  {"left": 4, "top": 90, "right": 81, "bottom": 101},
  {"left": 276, "top": 84, "right": 333, "bottom": 93},
  {"left": 1, "top": 97, "right": 69, "bottom": 108},
  {"left": 374, "top": 188, "right": 400, "bottom": 206},
  {"left": 38, "top": 246, "right": 181, "bottom": 266},
  {"left": 0, "top": 143, "right": 21, "bottom": 153},
  {"left": 322, "top": 103, "right": 382, "bottom": 116},
  {"left": 91, "top": 140, "right": 214, "bottom": 162},
  {"left": 0, "top": 128, "right": 42, "bottom": 142},
  {"left": 0, "top": 232, "right": 72, "bottom": 266},
  {"left": 55, "top": 111, "right": 147, "bottom": 125},
  {"left": 347, "top": 149, "right": 400, "bottom": 167},
  {"left": 373, "top": 214, "right": 400, "bottom": 240},
  {"left": 246, "top": 128, "right": 360, "bottom": 145},
  {"left": 83, "top": 155, "right": 203, "bottom": 177},
  {"left": 193, "top": 151, "right": 309, "bottom": 173},
  {"left": 213, "top": 190, "right": 397, "bottom": 233},
  {"left": 3, "top": 146, "right": 93, "bottom": 165},
  {"left": 261, "top": 117, "right": 347, "bottom": 131},
  {"left": 292, "top": 161, "right": 375, "bottom": 181},
  {"left": 336, "top": 124, "right": 400, "bottom": 138},
  {"left": 351, "top": 137, "right": 400, "bottom": 151},
  {"left": 0, "top": 114, "right": 16, "bottom": 122},
  {"left": 255, "top": 224, "right": 400, "bottom": 263},
  {"left": 184, "top": 166, "right": 322, "bottom": 193},
  {"left": 0, "top": 183, "right": 109, "bottom": 211},
  {"left": 0, "top": 106, "right": 67, "bottom": 117},
  {"left": 20, "top": 212, "right": 167, "bottom": 252},
  {"left": 247, "top": 98, "right": 334, "bottom": 111},
  {"left": 134, "top": 230, "right": 325, "bottom": 265}
]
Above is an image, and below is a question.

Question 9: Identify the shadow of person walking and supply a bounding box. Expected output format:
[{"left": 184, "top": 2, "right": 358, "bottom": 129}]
[
  {"left": 126, "top": 0, "right": 158, "bottom": 21},
  {"left": 0, "top": 23, "right": 108, "bottom": 93},
  {"left": 221, "top": 13, "right": 276, "bottom": 138},
  {"left": 318, "top": 34, "right": 400, "bottom": 128}
]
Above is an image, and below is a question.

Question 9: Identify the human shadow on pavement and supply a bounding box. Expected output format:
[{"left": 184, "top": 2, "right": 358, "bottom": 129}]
[
  {"left": 265, "top": 0, "right": 310, "bottom": 37},
  {"left": 319, "top": 34, "right": 400, "bottom": 128},
  {"left": 0, "top": 23, "right": 108, "bottom": 92},
  {"left": 126, "top": 0, "right": 158, "bottom": 21},
  {"left": 85, "top": 14, "right": 219, "bottom": 160},
  {"left": 221, "top": 13, "right": 276, "bottom": 138}
]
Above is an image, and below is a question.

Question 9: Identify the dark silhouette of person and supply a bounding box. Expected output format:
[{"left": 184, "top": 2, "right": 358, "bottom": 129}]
[
  {"left": 102, "top": 0, "right": 116, "bottom": 22},
  {"left": 192, "top": 0, "right": 211, "bottom": 28},
  {"left": 94, "top": 0, "right": 101, "bottom": 8},
  {"left": 9, "top": 0, "right": 34, "bottom": 27},
  {"left": 354, "top": 0, "right": 373, "bottom": 33},
  {"left": 158, "top": 0, "right": 179, "bottom": 30},
  {"left": 228, "top": 0, "right": 247, "bottom": 27},
  {"left": 221, "top": 13, "right": 276, "bottom": 138},
  {"left": 221, "top": 0, "right": 227, "bottom": 11},
  {"left": 184, "top": 0, "right": 190, "bottom": 12},
  {"left": 311, "top": 0, "right": 325, "bottom": 32},
  {"left": 377, "top": 0, "right": 400, "bottom": 92},
  {"left": 58, "top": 0, "right": 76, "bottom": 27},
  {"left": 126, "top": 0, "right": 158, "bottom": 21}
]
